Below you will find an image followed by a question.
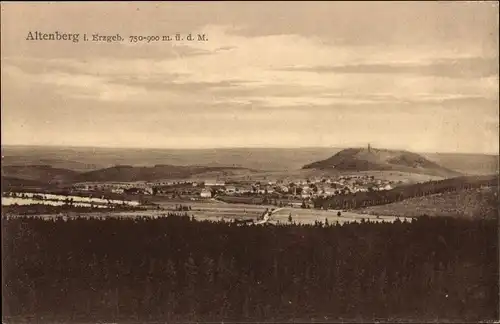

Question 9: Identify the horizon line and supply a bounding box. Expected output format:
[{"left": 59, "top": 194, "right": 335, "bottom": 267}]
[{"left": 1, "top": 143, "right": 498, "bottom": 156}]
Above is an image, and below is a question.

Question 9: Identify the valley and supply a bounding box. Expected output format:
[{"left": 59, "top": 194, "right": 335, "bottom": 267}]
[{"left": 2, "top": 145, "right": 497, "bottom": 223}]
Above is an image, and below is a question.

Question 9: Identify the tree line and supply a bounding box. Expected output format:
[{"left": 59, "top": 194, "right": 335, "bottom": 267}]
[{"left": 2, "top": 214, "right": 497, "bottom": 322}]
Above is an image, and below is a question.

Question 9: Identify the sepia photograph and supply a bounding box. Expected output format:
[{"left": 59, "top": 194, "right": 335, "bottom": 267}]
[{"left": 1, "top": 1, "right": 499, "bottom": 323}]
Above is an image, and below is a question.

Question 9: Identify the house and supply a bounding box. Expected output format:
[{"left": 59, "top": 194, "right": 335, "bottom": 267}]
[
  {"left": 73, "top": 184, "right": 91, "bottom": 191},
  {"left": 200, "top": 189, "right": 212, "bottom": 198},
  {"left": 225, "top": 185, "right": 236, "bottom": 194},
  {"left": 321, "top": 188, "right": 336, "bottom": 196},
  {"left": 124, "top": 187, "right": 142, "bottom": 195},
  {"left": 236, "top": 186, "right": 253, "bottom": 194},
  {"left": 278, "top": 185, "right": 289, "bottom": 193}
]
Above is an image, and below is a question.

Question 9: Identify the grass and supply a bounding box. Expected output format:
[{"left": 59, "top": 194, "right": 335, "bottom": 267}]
[{"left": 358, "top": 187, "right": 498, "bottom": 219}]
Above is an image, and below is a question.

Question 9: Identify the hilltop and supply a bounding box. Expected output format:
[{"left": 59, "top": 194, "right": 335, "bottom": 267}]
[{"left": 302, "top": 147, "right": 462, "bottom": 177}]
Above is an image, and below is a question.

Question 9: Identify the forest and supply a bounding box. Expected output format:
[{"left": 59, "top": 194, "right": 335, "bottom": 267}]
[
  {"left": 313, "top": 175, "right": 498, "bottom": 211},
  {"left": 2, "top": 213, "right": 498, "bottom": 322}
]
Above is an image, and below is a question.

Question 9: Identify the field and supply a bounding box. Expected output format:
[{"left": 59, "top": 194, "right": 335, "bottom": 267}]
[
  {"left": 270, "top": 207, "right": 406, "bottom": 224},
  {"left": 2, "top": 197, "right": 403, "bottom": 224},
  {"left": 358, "top": 187, "right": 498, "bottom": 219}
]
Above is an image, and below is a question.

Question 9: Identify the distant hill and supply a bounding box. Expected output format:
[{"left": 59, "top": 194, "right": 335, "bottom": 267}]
[
  {"left": 1, "top": 165, "right": 79, "bottom": 184},
  {"left": 1, "top": 146, "right": 338, "bottom": 171},
  {"left": 72, "top": 165, "right": 254, "bottom": 183},
  {"left": 1, "top": 164, "right": 258, "bottom": 185},
  {"left": 1, "top": 176, "right": 54, "bottom": 191},
  {"left": 303, "top": 147, "right": 462, "bottom": 177},
  {"left": 2, "top": 145, "right": 497, "bottom": 175}
]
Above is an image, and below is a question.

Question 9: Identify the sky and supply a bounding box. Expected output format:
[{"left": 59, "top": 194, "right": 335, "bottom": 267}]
[{"left": 1, "top": 1, "right": 499, "bottom": 154}]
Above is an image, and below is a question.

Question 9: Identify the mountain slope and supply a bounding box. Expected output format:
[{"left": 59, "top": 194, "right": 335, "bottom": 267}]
[{"left": 302, "top": 147, "right": 462, "bottom": 177}]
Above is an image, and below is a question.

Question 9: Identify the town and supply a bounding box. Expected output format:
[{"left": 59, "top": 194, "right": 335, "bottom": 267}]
[{"left": 70, "top": 174, "right": 399, "bottom": 204}]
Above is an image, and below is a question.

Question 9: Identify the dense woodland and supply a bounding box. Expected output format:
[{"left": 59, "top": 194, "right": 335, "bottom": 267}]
[
  {"left": 314, "top": 175, "right": 498, "bottom": 211},
  {"left": 2, "top": 214, "right": 498, "bottom": 322}
]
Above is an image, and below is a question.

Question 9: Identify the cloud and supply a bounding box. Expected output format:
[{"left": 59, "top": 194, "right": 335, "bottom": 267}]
[
  {"left": 2, "top": 15, "right": 498, "bottom": 153},
  {"left": 280, "top": 57, "right": 498, "bottom": 79},
  {"left": 5, "top": 23, "right": 496, "bottom": 108}
]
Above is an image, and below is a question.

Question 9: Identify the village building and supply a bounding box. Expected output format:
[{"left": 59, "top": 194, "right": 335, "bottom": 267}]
[
  {"left": 321, "top": 188, "right": 336, "bottom": 196},
  {"left": 200, "top": 189, "right": 212, "bottom": 198},
  {"left": 278, "top": 185, "right": 289, "bottom": 193},
  {"left": 236, "top": 186, "right": 253, "bottom": 194},
  {"left": 225, "top": 185, "right": 236, "bottom": 194}
]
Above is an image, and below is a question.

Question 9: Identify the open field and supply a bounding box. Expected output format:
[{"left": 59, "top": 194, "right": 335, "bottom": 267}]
[
  {"left": 270, "top": 207, "right": 407, "bottom": 224},
  {"left": 3, "top": 199, "right": 403, "bottom": 224},
  {"left": 358, "top": 187, "right": 498, "bottom": 219}
]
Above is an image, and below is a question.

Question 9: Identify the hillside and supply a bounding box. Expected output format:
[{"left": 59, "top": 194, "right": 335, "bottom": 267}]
[
  {"left": 303, "top": 147, "right": 462, "bottom": 177},
  {"left": 358, "top": 186, "right": 498, "bottom": 219},
  {"left": 1, "top": 164, "right": 259, "bottom": 185},
  {"left": 1, "top": 165, "right": 79, "bottom": 184},
  {"left": 1, "top": 176, "right": 54, "bottom": 192},
  {"left": 72, "top": 165, "right": 255, "bottom": 183}
]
